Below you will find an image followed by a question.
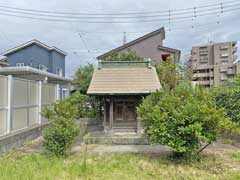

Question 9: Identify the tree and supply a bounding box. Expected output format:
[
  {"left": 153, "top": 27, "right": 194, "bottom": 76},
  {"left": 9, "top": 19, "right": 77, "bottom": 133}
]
[
  {"left": 73, "top": 64, "right": 94, "bottom": 94},
  {"left": 212, "top": 76, "right": 240, "bottom": 125},
  {"left": 42, "top": 100, "right": 80, "bottom": 157},
  {"left": 102, "top": 50, "right": 144, "bottom": 61},
  {"left": 225, "top": 75, "right": 240, "bottom": 88},
  {"left": 137, "top": 84, "right": 237, "bottom": 157},
  {"left": 155, "top": 57, "right": 185, "bottom": 90},
  {"left": 67, "top": 91, "right": 97, "bottom": 118}
]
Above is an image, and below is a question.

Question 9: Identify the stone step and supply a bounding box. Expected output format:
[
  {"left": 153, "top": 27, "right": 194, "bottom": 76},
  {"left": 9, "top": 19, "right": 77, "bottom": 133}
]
[
  {"left": 113, "top": 125, "right": 137, "bottom": 128},
  {"left": 83, "top": 136, "right": 149, "bottom": 145},
  {"left": 113, "top": 128, "right": 137, "bottom": 133}
]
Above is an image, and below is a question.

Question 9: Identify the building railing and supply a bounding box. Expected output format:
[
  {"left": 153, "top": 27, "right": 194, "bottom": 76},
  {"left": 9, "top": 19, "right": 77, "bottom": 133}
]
[{"left": 0, "top": 75, "right": 69, "bottom": 137}]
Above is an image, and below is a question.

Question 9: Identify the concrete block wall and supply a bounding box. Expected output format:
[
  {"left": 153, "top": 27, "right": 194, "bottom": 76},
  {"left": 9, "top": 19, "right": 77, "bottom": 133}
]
[{"left": 0, "top": 124, "right": 47, "bottom": 154}]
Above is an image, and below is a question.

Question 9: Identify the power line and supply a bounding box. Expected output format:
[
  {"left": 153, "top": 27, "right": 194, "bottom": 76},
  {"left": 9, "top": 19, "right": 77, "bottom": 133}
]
[
  {"left": 0, "top": 3, "right": 240, "bottom": 21},
  {"left": 77, "top": 32, "right": 96, "bottom": 60},
  {"left": 73, "top": 19, "right": 240, "bottom": 55},
  {"left": 0, "top": 0, "right": 238, "bottom": 16},
  {"left": 0, "top": 6, "right": 239, "bottom": 24},
  {"left": 0, "top": 3, "right": 238, "bottom": 19}
]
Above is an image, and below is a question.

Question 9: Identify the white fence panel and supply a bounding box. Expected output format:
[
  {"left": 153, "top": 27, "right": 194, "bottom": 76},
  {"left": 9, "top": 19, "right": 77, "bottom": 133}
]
[
  {"left": 0, "top": 75, "right": 68, "bottom": 137},
  {"left": 12, "top": 108, "right": 28, "bottom": 130},
  {"left": 41, "top": 83, "right": 57, "bottom": 123},
  {"left": 42, "top": 83, "right": 56, "bottom": 105},
  {"left": 0, "top": 75, "right": 8, "bottom": 135},
  {"left": 0, "top": 110, "right": 7, "bottom": 135}
]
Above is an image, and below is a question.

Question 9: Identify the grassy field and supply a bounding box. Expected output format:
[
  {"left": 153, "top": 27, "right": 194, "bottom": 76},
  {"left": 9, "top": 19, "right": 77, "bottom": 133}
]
[{"left": 0, "top": 149, "right": 240, "bottom": 180}]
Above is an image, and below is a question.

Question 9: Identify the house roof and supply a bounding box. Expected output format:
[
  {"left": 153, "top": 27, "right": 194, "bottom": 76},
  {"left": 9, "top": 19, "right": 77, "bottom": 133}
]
[
  {"left": 158, "top": 45, "right": 181, "bottom": 53},
  {"left": 0, "top": 55, "right": 7, "bottom": 61},
  {"left": 2, "top": 39, "right": 67, "bottom": 56},
  {"left": 0, "top": 60, "right": 8, "bottom": 66},
  {"left": 97, "top": 27, "right": 165, "bottom": 60},
  {"left": 0, "top": 66, "right": 71, "bottom": 85},
  {"left": 0, "top": 55, "right": 8, "bottom": 66},
  {"left": 87, "top": 61, "right": 161, "bottom": 95}
]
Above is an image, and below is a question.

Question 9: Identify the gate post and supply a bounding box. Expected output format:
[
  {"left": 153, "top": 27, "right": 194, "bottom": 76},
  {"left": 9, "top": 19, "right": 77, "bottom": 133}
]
[
  {"left": 7, "top": 75, "right": 13, "bottom": 133},
  {"left": 38, "top": 81, "right": 42, "bottom": 124}
]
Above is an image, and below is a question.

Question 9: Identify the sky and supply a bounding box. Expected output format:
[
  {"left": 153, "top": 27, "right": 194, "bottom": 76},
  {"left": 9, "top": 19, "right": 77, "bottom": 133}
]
[{"left": 0, "top": 0, "right": 239, "bottom": 77}]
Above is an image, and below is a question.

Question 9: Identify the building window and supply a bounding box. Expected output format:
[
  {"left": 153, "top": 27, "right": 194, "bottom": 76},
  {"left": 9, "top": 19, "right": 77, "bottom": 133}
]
[
  {"left": 39, "top": 64, "right": 47, "bottom": 71},
  {"left": 161, "top": 54, "right": 171, "bottom": 61},
  {"left": 56, "top": 67, "right": 63, "bottom": 77},
  {"left": 16, "top": 63, "right": 24, "bottom": 67}
]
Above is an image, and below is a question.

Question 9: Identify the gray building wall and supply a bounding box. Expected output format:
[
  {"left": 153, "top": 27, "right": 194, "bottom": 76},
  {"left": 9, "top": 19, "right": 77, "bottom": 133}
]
[
  {"left": 191, "top": 41, "right": 238, "bottom": 87},
  {"left": 5, "top": 44, "right": 65, "bottom": 76}
]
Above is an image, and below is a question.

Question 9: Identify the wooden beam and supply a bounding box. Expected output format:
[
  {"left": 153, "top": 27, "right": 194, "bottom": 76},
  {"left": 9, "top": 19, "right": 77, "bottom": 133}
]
[
  {"left": 103, "top": 98, "right": 107, "bottom": 132},
  {"left": 109, "top": 97, "right": 114, "bottom": 131}
]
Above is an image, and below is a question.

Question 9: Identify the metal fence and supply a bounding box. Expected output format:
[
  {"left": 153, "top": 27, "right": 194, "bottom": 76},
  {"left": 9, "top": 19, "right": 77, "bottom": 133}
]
[{"left": 0, "top": 75, "right": 69, "bottom": 136}]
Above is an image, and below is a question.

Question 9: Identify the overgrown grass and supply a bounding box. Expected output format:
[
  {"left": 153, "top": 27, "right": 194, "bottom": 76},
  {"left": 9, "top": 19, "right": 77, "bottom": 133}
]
[
  {"left": 0, "top": 150, "right": 240, "bottom": 180},
  {"left": 230, "top": 151, "right": 240, "bottom": 161}
]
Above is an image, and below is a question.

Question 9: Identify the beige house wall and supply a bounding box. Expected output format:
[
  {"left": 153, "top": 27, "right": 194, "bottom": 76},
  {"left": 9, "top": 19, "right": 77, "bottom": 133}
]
[{"left": 98, "top": 28, "right": 180, "bottom": 65}]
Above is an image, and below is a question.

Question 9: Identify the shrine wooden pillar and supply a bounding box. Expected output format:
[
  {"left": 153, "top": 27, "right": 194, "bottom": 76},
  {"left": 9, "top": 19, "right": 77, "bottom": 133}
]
[
  {"left": 109, "top": 97, "right": 114, "bottom": 132},
  {"left": 103, "top": 98, "right": 107, "bottom": 132}
]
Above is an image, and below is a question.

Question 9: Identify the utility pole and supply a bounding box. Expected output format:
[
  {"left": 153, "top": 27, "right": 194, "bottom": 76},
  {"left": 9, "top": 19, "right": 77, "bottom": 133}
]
[{"left": 123, "top": 32, "right": 127, "bottom": 45}]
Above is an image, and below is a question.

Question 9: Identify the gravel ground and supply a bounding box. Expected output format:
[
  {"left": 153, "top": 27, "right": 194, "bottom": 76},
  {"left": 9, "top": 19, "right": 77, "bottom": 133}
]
[{"left": 22, "top": 136, "right": 239, "bottom": 155}]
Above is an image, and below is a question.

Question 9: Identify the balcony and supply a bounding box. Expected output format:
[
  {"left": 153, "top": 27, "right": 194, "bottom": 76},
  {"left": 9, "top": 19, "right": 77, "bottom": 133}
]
[
  {"left": 220, "top": 76, "right": 227, "bottom": 81},
  {"left": 199, "top": 57, "right": 208, "bottom": 62},
  {"left": 192, "top": 72, "right": 213, "bottom": 78},
  {"left": 199, "top": 51, "right": 208, "bottom": 55},
  {"left": 192, "top": 73, "right": 209, "bottom": 78},
  {"left": 227, "top": 70, "right": 235, "bottom": 75},
  {"left": 220, "top": 45, "right": 228, "bottom": 50},
  {"left": 220, "top": 68, "right": 227, "bottom": 72},
  {"left": 196, "top": 81, "right": 210, "bottom": 85},
  {"left": 221, "top": 53, "right": 229, "bottom": 58}
]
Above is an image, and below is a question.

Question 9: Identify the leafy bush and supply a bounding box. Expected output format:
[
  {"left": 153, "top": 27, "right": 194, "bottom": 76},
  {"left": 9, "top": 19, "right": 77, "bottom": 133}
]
[
  {"left": 212, "top": 76, "right": 240, "bottom": 125},
  {"left": 102, "top": 50, "right": 144, "bottom": 61},
  {"left": 73, "top": 64, "right": 94, "bottom": 94},
  {"left": 66, "top": 91, "right": 98, "bottom": 118},
  {"left": 214, "top": 88, "right": 240, "bottom": 124},
  {"left": 42, "top": 100, "right": 80, "bottom": 157},
  {"left": 137, "top": 84, "right": 236, "bottom": 157},
  {"left": 155, "top": 57, "right": 187, "bottom": 90}
]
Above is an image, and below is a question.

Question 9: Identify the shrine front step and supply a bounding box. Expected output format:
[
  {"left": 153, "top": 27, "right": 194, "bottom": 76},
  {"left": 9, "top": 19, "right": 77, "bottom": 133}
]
[
  {"left": 82, "top": 135, "right": 149, "bottom": 145},
  {"left": 113, "top": 126, "right": 137, "bottom": 133}
]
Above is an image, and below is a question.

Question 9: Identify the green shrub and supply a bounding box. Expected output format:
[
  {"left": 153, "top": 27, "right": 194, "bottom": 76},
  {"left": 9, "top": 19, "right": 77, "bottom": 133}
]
[
  {"left": 137, "top": 84, "right": 236, "bottom": 157},
  {"left": 66, "top": 91, "right": 98, "bottom": 118},
  {"left": 72, "top": 64, "right": 94, "bottom": 94},
  {"left": 42, "top": 100, "right": 80, "bottom": 157},
  {"left": 215, "top": 89, "right": 240, "bottom": 124},
  {"left": 155, "top": 57, "right": 188, "bottom": 90},
  {"left": 102, "top": 50, "right": 144, "bottom": 61}
]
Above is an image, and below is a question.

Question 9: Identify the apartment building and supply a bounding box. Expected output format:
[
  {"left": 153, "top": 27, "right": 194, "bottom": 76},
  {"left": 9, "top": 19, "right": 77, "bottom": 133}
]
[{"left": 191, "top": 41, "right": 238, "bottom": 87}]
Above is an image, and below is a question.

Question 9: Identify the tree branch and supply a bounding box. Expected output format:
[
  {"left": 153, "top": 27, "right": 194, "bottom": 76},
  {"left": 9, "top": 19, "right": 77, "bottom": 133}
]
[{"left": 197, "top": 143, "right": 211, "bottom": 155}]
